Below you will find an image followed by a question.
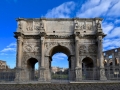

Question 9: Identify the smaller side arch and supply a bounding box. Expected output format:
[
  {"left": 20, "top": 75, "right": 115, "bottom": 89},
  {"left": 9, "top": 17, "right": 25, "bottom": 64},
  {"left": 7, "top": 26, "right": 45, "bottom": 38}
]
[
  {"left": 23, "top": 54, "right": 40, "bottom": 67},
  {"left": 82, "top": 57, "right": 94, "bottom": 68},
  {"left": 27, "top": 58, "right": 38, "bottom": 69},
  {"left": 26, "top": 58, "right": 39, "bottom": 81}
]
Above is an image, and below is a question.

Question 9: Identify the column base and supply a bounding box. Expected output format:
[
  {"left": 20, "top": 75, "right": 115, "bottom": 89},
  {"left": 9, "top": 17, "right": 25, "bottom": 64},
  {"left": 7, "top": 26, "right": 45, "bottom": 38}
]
[
  {"left": 38, "top": 67, "right": 45, "bottom": 82},
  {"left": 38, "top": 78, "right": 45, "bottom": 82},
  {"left": 14, "top": 67, "right": 22, "bottom": 82},
  {"left": 75, "top": 67, "right": 82, "bottom": 81},
  {"left": 100, "top": 68, "right": 107, "bottom": 80}
]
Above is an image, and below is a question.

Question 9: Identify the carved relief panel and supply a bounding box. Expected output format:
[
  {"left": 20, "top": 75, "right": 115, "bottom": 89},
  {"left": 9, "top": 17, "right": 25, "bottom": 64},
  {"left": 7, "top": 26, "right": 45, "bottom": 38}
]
[
  {"left": 86, "top": 22, "right": 93, "bottom": 30},
  {"left": 88, "top": 44, "right": 97, "bottom": 53},
  {"left": 79, "top": 44, "right": 97, "bottom": 55},
  {"left": 74, "top": 20, "right": 93, "bottom": 30},
  {"left": 23, "top": 41, "right": 40, "bottom": 52},
  {"left": 75, "top": 21, "right": 85, "bottom": 30},
  {"left": 25, "top": 20, "right": 44, "bottom": 32},
  {"left": 34, "top": 21, "right": 40, "bottom": 30},
  {"left": 26, "top": 21, "right": 33, "bottom": 31},
  {"left": 79, "top": 45, "right": 87, "bottom": 54}
]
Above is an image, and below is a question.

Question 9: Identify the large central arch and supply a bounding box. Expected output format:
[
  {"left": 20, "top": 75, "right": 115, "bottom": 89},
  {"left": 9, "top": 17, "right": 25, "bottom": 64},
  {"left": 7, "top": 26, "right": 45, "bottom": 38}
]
[
  {"left": 45, "top": 45, "right": 75, "bottom": 81},
  {"left": 49, "top": 45, "right": 71, "bottom": 57}
]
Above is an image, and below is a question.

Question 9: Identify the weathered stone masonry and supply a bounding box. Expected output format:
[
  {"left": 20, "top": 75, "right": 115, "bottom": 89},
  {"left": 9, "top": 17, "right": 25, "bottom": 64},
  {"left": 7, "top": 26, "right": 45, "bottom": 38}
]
[{"left": 14, "top": 18, "right": 107, "bottom": 82}]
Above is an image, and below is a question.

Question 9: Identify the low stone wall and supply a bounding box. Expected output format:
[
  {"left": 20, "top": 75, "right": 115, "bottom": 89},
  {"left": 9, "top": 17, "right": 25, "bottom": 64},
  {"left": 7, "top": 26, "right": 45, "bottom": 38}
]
[{"left": 0, "top": 83, "right": 120, "bottom": 90}]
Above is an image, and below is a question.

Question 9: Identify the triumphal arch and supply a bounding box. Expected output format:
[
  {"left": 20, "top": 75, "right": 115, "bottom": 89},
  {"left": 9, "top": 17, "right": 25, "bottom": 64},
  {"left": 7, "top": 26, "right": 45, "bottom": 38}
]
[{"left": 14, "top": 18, "right": 107, "bottom": 82}]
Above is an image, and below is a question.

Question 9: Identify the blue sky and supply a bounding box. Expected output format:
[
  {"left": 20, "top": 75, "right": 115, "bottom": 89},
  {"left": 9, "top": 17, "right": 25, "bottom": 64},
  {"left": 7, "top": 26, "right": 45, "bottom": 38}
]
[{"left": 0, "top": 0, "right": 120, "bottom": 68}]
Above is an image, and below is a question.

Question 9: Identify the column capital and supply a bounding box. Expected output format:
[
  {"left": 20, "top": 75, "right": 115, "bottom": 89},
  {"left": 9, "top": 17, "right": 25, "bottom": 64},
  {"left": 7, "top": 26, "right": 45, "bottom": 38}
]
[
  {"left": 97, "top": 36, "right": 102, "bottom": 41},
  {"left": 41, "top": 37, "right": 45, "bottom": 44},
  {"left": 18, "top": 36, "right": 23, "bottom": 42},
  {"left": 75, "top": 35, "right": 79, "bottom": 40},
  {"left": 41, "top": 37, "right": 45, "bottom": 40}
]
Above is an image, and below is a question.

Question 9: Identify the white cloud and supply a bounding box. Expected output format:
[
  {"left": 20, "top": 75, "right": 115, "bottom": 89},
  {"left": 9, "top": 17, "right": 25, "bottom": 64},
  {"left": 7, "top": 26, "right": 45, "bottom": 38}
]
[
  {"left": 7, "top": 42, "right": 16, "bottom": 48},
  {"left": 106, "top": 27, "right": 120, "bottom": 39},
  {"left": 0, "top": 53, "right": 8, "bottom": 55},
  {"left": 80, "top": 0, "right": 101, "bottom": 11},
  {"left": 103, "top": 38, "right": 120, "bottom": 51},
  {"left": 45, "top": 1, "right": 76, "bottom": 18},
  {"left": 115, "top": 19, "right": 120, "bottom": 24},
  {"left": 107, "top": 1, "right": 120, "bottom": 17},
  {"left": 77, "top": 0, "right": 111, "bottom": 17},
  {"left": 102, "top": 22, "right": 114, "bottom": 34},
  {"left": 0, "top": 48, "right": 16, "bottom": 52},
  {"left": 76, "top": 0, "right": 119, "bottom": 18},
  {"left": 0, "top": 42, "right": 16, "bottom": 52}
]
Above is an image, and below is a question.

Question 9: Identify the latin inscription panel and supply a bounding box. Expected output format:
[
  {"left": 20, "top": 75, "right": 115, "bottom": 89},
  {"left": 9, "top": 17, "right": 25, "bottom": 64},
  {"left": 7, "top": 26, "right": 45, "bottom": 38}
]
[{"left": 46, "top": 21, "right": 74, "bottom": 33}]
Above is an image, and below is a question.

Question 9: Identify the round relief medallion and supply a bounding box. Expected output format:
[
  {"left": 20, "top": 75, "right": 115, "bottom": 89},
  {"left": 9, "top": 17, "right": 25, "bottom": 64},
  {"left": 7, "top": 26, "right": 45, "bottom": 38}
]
[{"left": 24, "top": 45, "right": 32, "bottom": 52}]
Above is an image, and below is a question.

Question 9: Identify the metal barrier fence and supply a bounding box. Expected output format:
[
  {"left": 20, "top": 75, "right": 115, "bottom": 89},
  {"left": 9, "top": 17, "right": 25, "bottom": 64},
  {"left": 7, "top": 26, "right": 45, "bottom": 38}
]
[
  {"left": 0, "top": 69, "right": 15, "bottom": 81},
  {"left": 82, "top": 68, "right": 100, "bottom": 80},
  {"left": 0, "top": 67, "right": 120, "bottom": 82},
  {"left": 105, "top": 67, "right": 120, "bottom": 80}
]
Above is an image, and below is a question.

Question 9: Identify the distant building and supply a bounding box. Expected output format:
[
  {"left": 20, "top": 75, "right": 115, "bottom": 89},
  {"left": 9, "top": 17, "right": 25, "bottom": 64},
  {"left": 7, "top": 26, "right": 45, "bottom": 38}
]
[
  {"left": 0, "top": 60, "right": 8, "bottom": 69},
  {"left": 103, "top": 48, "right": 120, "bottom": 66},
  {"left": 51, "top": 67, "right": 59, "bottom": 74},
  {"left": 51, "top": 67, "right": 68, "bottom": 73}
]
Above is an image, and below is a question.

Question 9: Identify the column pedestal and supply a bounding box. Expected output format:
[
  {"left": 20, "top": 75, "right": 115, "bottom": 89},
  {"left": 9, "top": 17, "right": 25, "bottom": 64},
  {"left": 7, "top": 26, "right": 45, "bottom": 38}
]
[
  {"left": 100, "top": 67, "right": 107, "bottom": 80},
  {"left": 75, "top": 67, "right": 82, "bottom": 81},
  {"left": 14, "top": 67, "right": 23, "bottom": 82},
  {"left": 38, "top": 67, "right": 45, "bottom": 81}
]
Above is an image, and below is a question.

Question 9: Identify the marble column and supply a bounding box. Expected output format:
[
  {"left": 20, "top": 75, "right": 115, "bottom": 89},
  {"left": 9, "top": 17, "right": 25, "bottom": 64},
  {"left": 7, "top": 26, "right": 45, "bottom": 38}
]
[
  {"left": 41, "top": 37, "right": 45, "bottom": 67},
  {"left": 17, "top": 36, "right": 23, "bottom": 68},
  {"left": 98, "top": 36, "right": 107, "bottom": 80},
  {"left": 38, "top": 37, "right": 45, "bottom": 81},
  {"left": 69, "top": 56, "right": 75, "bottom": 81},
  {"left": 15, "top": 36, "right": 23, "bottom": 82},
  {"left": 75, "top": 37, "right": 82, "bottom": 81},
  {"left": 45, "top": 56, "right": 51, "bottom": 81},
  {"left": 75, "top": 37, "right": 79, "bottom": 67}
]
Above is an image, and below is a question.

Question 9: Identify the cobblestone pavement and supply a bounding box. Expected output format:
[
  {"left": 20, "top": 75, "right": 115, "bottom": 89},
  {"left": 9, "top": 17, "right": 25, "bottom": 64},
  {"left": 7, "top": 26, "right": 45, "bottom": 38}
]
[{"left": 0, "top": 83, "right": 120, "bottom": 90}]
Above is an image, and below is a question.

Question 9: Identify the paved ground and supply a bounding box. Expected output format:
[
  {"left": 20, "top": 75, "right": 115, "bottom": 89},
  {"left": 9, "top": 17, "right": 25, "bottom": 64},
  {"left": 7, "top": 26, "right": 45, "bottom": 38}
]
[{"left": 0, "top": 83, "right": 120, "bottom": 90}]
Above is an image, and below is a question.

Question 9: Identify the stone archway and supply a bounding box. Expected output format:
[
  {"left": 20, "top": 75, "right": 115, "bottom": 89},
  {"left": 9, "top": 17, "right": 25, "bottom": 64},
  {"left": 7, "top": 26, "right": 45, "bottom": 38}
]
[
  {"left": 82, "top": 57, "right": 94, "bottom": 80},
  {"left": 82, "top": 57, "right": 94, "bottom": 68},
  {"left": 14, "top": 18, "right": 106, "bottom": 82},
  {"left": 27, "top": 58, "right": 38, "bottom": 81},
  {"left": 45, "top": 45, "right": 75, "bottom": 81}
]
